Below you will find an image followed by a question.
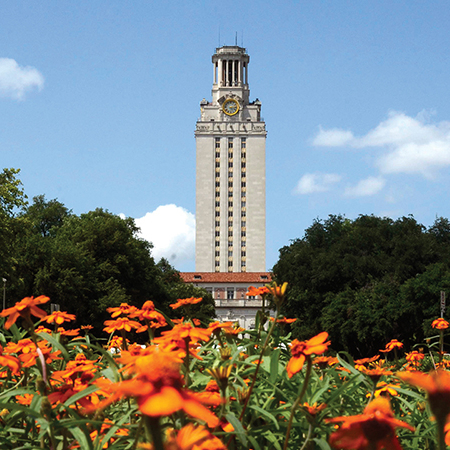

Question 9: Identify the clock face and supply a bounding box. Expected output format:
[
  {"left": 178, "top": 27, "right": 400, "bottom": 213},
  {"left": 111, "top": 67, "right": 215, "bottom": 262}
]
[{"left": 222, "top": 98, "right": 239, "bottom": 116}]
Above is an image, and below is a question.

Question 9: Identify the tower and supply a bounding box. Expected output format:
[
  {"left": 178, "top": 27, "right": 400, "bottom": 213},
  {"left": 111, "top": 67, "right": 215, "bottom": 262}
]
[{"left": 195, "top": 46, "right": 267, "bottom": 273}]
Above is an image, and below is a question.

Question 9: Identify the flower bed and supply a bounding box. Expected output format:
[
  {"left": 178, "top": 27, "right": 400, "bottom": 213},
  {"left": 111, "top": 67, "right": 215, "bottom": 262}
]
[{"left": 0, "top": 285, "right": 449, "bottom": 449}]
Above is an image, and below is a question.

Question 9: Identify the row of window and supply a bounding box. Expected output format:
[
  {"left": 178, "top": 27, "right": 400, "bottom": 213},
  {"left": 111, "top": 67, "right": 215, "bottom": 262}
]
[{"left": 214, "top": 138, "right": 247, "bottom": 271}]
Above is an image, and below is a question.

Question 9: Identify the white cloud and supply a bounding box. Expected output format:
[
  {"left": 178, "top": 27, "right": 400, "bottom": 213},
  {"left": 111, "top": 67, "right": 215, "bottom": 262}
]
[
  {"left": 133, "top": 204, "right": 195, "bottom": 267},
  {"left": 312, "top": 127, "right": 354, "bottom": 147},
  {"left": 294, "top": 172, "right": 342, "bottom": 194},
  {"left": 312, "top": 111, "right": 450, "bottom": 179},
  {"left": 344, "top": 176, "right": 386, "bottom": 197},
  {"left": 0, "top": 58, "right": 44, "bottom": 100}
]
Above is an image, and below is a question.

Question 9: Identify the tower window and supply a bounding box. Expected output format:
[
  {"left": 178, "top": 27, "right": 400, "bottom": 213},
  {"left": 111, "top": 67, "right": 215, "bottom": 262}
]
[
  {"left": 215, "top": 240, "right": 220, "bottom": 247},
  {"left": 241, "top": 138, "right": 246, "bottom": 148},
  {"left": 215, "top": 231, "right": 220, "bottom": 237},
  {"left": 228, "top": 140, "right": 233, "bottom": 149},
  {"left": 215, "top": 138, "right": 220, "bottom": 148}
]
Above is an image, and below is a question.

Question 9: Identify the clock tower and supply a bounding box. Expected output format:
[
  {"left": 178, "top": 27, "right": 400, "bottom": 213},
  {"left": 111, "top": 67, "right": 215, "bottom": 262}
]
[{"left": 195, "top": 46, "right": 266, "bottom": 273}]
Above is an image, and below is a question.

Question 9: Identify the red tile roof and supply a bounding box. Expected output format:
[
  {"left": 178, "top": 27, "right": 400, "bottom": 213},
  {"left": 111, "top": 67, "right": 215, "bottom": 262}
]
[{"left": 180, "top": 272, "right": 272, "bottom": 283}]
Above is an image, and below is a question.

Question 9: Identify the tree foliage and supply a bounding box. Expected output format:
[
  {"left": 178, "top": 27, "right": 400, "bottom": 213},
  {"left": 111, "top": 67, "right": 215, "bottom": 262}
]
[
  {"left": 0, "top": 173, "right": 213, "bottom": 334},
  {"left": 273, "top": 214, "right": 450, "bottom": 356}
]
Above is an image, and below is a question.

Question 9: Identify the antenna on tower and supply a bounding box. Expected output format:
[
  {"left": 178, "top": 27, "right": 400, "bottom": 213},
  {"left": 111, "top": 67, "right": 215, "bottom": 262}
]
[
  {"left": 235, "top": 32, "right": 237, "bottom": 45},
  {"left": 241, "top": 30, "right": 244, "bottom": 47}
]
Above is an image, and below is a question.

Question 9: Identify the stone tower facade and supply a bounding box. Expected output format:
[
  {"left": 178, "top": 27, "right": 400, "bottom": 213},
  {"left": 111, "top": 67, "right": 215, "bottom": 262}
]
[{"left": 195, "top": 46, "right": 267, "bottom": 273}]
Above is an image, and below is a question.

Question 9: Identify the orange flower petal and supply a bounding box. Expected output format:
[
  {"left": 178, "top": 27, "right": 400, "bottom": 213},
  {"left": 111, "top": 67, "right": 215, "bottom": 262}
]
[{"left": 138, "top": 386, "right": 184, "bottom": 416}]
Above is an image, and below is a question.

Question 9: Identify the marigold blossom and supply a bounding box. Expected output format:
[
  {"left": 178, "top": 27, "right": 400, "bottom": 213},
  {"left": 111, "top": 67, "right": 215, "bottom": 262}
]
[
  {"left": 91, "top": 350, "right": 219, "bottom": 427},
  {"left": 405, "top": 350, "right": 424, "bottom": 368},
  {"left": 103, "top": 317, "right": 141, "bottom": 333},
  {"left": 380, "top": 339, "right": 403, "bottom": 353},
  {"left": 0, "top": 295, "right": 49, "bottom": 329},
  {"left": 432, "top": 318, "right": 449, "bottom": 330},
  {"left": 246, "top": 286, "right": 270, "bottom": 297},
  {"left": 286, "top": 331, "right": 330, "bottom": 378},
  {"left": 397, "top": 369, "right": 450, "bottom": 421},
  {"left": 44, "top": 311, "right": 76, "bottom": 325},
  {"left": 170, "top": 297, "right": 203, "bottom": 310},
  {"left": 327, "top": 396, "right": 414, "bottom": 449},
  {"left": 107, "top": 303, "right": 138, "bottom": 318}
]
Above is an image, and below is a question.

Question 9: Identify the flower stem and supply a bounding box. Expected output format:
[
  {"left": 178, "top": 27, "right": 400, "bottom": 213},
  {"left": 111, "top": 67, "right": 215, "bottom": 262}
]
[
  {"left": 238, "top": 307, "right": 279, "bottom": 421},
  {"left": 144, "top": 416, "right": 164, "bottom": 450},
  {"left": 436, "top": 416, "right": 446, "bottom": 450},
  {"left": 283, "top": 358, "right": 313, "bottom": 450}
]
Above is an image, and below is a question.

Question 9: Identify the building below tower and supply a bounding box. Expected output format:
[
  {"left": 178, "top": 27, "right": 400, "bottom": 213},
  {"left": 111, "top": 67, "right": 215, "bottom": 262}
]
[{"left": 180, "top": 272, "right": 272, "bottom": 329}]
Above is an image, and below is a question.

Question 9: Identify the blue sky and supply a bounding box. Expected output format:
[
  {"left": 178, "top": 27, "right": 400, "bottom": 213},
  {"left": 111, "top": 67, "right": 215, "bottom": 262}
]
[{"left": 2, "top": 1, "right": 450, "bottom": 271}]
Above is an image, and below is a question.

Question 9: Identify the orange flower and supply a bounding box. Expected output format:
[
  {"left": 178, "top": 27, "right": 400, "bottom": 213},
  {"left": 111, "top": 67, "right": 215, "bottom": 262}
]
[
  {"left": 265, "top": 281, "right": 288, "bottom": 306},
  {"left": 0, "top": 346, "right": 21, "bottom": 374},
  {"left": 302, "top": 402, "right": 327, "bottom": 417},
  {"left": 313, "top": 356, "right": 338, "bottom": 369},
  {"left": 16, "top": 393, "right": 33, "bottom": 405},
  {"left": 0, "top": 296, "right": 49, "bottom": 329},
  {"left": 327, "top": 396, "right": 414, "bottom": 449},
  {"left": 380, "top": 339, "right": 403, "bottom": 353},
  {"left": 246, "top": 286, "right": 270, "bottom": 297},
  {"left": 286, "top": 331, "right": 330, "bottom": 378},
  {"left": 207, "top": 321, "right": 235, "bottom": 334},
  {"left": 44, "top": 311, "right": 76, "bottom": 325},
  {"left": 432, "top": 318, "right": 449, "bottom": 330},
  {"left": 163, "top": 423, "right": 227, "bottom": 450},
  {"left": 170, "top": 297, "right": 203, "bottom": 310},
  {"left": 354, "top": 355, "right": 380, "bottom": 370},
  {"left": 194, "top": 380, "right": 222, "bottom": 406},
  {"left": 103, "top": 317, "right": 141, "bottom": 333},
  {"left": 154, "top": 322, "right": 211, "bottom": 359},
  {"left": 107, "top": 303, "right": 138, "bottom": 318},
  {"left": 93, "top": 350, "right": 219, "bottom": 427},
  {"left": 397, "top": 370, "right": 450, "bottom": 421},
  {"left": 57, "top": 327, "right": 80, "bottom": 336},
  {"left": 405, "top": 350, "right": 424, "bottom": 368},
  {"left": 35, "top": 325, "right": 52, "bottom": 334},
  {"left": 129, "top": 300, "right": 167, "bottom": 329},
  {"left": 371, "top": 381, "right": 400, "bottom": 398},
  {"left": 269, "top": 316, "right": 297, "bottom": 324}
]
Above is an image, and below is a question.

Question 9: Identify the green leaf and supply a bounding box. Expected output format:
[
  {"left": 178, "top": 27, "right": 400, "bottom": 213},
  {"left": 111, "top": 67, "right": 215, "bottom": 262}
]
[
  {"left": 63, "top": 384, "right": 100, "bottom": 407},
  {"left": 38, "top": 332, "right": 70, "bottom": 361},
  {"left": 68, "top": 426, "right": 94, "bottom": 450},
  {"left": 249, "top": 405, "right": 280, "bottom": 430},
  {"left": 225, "top": 412, "right": 248, "bottom": 447},
  {"left": 313, "top": 437, "right": 332, "bottom": 450},
  {"left": 270, "top": 348, "right": 280, "bottom": 383}
]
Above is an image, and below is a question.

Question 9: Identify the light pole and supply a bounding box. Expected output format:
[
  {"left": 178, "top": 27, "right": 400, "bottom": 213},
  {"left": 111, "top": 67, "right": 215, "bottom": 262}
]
[{"left": 2, "top": 278, "right": 6, "bottom": 311}]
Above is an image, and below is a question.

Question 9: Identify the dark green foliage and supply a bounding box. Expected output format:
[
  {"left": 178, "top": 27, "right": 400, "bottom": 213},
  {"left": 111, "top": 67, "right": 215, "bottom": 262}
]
[
  {"left": 0, "top": 168, "right": 27, "bottom": 281},
  {"left": 273, "top": 214, "right": 450, "bottom": 356},
  {"left": 0, "top": 176, "right": 210, "bottom": 334}
]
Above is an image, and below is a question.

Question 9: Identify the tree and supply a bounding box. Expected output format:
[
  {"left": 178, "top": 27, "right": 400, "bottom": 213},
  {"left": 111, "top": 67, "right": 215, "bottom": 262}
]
[
  {"left": 273, "top": 214, "right": 450, "bottom": 356},
  {"left": 0, "top": 168, "right": 27, "bottom": 282},
  {"left": 11, "top": 208, "right": 173, "bottom": 331}
]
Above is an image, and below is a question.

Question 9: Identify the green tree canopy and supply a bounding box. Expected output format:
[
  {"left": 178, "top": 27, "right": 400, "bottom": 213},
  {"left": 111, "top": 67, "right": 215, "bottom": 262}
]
[{"left": 273, "top": 214, "right": 450, "bottom": 356}]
